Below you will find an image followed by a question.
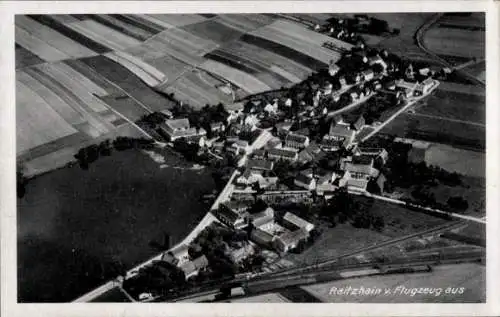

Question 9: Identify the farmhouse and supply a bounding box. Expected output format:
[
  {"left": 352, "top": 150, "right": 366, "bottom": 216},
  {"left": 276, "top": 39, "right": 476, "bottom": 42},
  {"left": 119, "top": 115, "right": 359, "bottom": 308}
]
[
  {"left": 352, "top": 115, "right": 366, "bottom": 131},
  {"left": 179, "top": 255, "right": 209, "bottom": 280},
  {"left": 368, "top": 55, "right": 387, "bottom": 70},
  {"left": 415, "top": 78, "right": 436, "bottom": 96},
  {"left": 236, "top": 169, "right": 264, "bottom": 186},
  {"left": 251, "top": 207, "right": 275, "bottom": 229},
  {"left": 228, "top": 243, "right": 255, "bottom": 264},
  {"left": 161, "top": 244, "right": 190, "bottom": 266},
  {"left": 395, "top": 79, "right": 418, "bottom": 97},
  {"left": 298, "top": 143, "right": 323, "bottom": 163},
  {"left": 160, "top": 118, "right": 202, "bottom": 141},
  {"left": 257, "top": 190, "right": 312, "bottom": 204},
  {"left": 285, "top": 133, "right": 310, "bottom": 150},
  {"left": 354, "top": 147, "right": 389, "bottom": 165},
  {"left": 328, "top": 124, "right": 356, "bottom": 148},
  {"left": 210, "top": 122, "right": 225, "bottom": 133},
  {"left": 215, "top": 204, "right": 249, "bottom": 229},
  {"left": 250, "top": 228, "right": 275, "bottom": 246},
  {"left": 282, "top": 212, "right": 315, "bottom": 233}
]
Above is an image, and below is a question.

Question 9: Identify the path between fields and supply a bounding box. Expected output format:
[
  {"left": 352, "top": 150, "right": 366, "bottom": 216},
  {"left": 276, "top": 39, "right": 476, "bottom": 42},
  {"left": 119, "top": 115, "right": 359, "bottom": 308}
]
[
  {"left": 406, "top": 112, "right": 485, "bottom": 127},
  {"left": 355, "top": 191, "right": 486, "bottom": 225}
]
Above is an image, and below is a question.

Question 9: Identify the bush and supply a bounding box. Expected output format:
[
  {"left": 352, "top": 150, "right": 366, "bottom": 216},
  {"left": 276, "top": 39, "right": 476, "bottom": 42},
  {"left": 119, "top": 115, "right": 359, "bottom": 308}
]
[{"left": 447, "top": 196, "right": 469, "bottom": 211}]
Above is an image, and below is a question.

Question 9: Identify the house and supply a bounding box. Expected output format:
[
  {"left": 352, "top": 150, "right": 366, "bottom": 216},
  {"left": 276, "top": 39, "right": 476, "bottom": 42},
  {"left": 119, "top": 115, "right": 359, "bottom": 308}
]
[
  {"left": 247, "top": 159, "right": 274, "bottom": 171},
  {"left": 252, "top": 148, "right": 267, "bottom": 159},
  {"left": 161, "top": 244, "right": 190, "bottom": 266},
  {"left": 243, "top": 114, "right": 260, "bottom": 131},
  {"left": 179, "top": 261, "right": 198, "bottom": 280},
  {"left": 251, "top": 207, "right": 275, "bottom": 229},
  {"left": 415, "top": 78, "right": 435, "bottom": 96},
  {"left": 160, "top": 109, "right": 173, "bottom": 119},
  {"left": 268, "top": 148, "right": 298, "bottom": 162},
  {"left": 282, "top": 212, "right": 315, "bottom": 233},
  {"left": 362, "top": 69, "right": 374, "bottom": 81},
  {"left": 223, "top": 201, "right": 250, "bottom": 214},
  {"left": 192, "top": 255, "right": 209, "bottom": 271},
  {"left": 215, "top": 204, "right": 249, "bottom": 229},
  {"left": 298, "top": 143, "right": 323, "bottom": 163},
  {"left": 284, "top": 98, "right": 293, "bottom": 107},
  {"left": 395, "top": 79, "right": 418, "bottom": 97},
  {"left": 316, "top": 172, "right": 338, "bottom": 195},
  {"left": 368, "top": 55, "right": 387, "bottom": 71},
  {"left": 285, "top": 133, "right": 310, "bottom": 150},
  {"left": 345, "top": 155, "right": 380, "bottom": 178},
  {"left": 322, "top": 82, "right": 334, "bottom": 96},
  {"left": 258, "top": 190, "right": 312, "bottom": 204},
  {"left": 294, "top": 171, "right": 316, "bottom": 190},
  {"left": 352, "top": 115, "right": 366, "bottom": 131},
  {"left": 264, "top": 101, "right": 278, "bottom": 114},
  {"left": 350, "top": 91, "right": 359, "bottom": 101},
  {"left": 236, "top": 169, "right": 264, "bottom": 186},
  {"left": 354, "top": 147, "right": 389, "bottom": 165},
  {"left": 320, "top": 136, "right": 345, "bottom": 152},
  {"left": 231, "top": 140, "right": 251, "bottom": 155},
  {"left": 272, "top": 228, "right": 309, "bottom": 253},
  {"left": 328, "top": 124, "right": 356, "bottom": 148},
  {"left": 329, "top": 63, "right": 340, "bottom": 76},
  {"left": 250, "top": 228, "right": 275, "bottom": 246},
  {"left": 160, "top": 118, "right": 200, "bottom": 141},
  {"left": 339, "top": 76, "right": 347, "bottom": 87},
  {"left": 210, "top": 122, "right": 225, "bottom": 133}
]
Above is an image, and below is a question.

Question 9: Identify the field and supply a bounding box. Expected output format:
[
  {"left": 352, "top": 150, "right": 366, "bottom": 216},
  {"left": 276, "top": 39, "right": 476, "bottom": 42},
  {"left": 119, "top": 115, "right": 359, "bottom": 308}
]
[
  {"left": 380, "top": 113, "right": 485, "bottom": 152},
  {"left": 18, "top": 149, "right": 215, "bottom": 302},
  {"left": 302, "top": 263, "right": 485, "bottom": 302},
  {"left": 424, "top": 13, "right": 485, "bottom": 62},
  {"left": 424, "top": 144, "right": 485, "bottom": 178}
]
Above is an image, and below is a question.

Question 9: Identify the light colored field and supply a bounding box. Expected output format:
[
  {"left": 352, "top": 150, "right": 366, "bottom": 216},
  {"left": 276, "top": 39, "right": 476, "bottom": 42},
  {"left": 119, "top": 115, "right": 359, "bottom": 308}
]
[
  {"left": 269, "top": 65, "right": 302, "bottom": 83},
  {"left": 302, "top": 263, "right": 485, "bottom": 303},
  {"left": 425, "top": 144, "right": 485, "bottom": 178},
  {"left": 50, "top": 14, "right": 80, "bottom": 24},
  {"left": 268, "top": 19, "right": 353, "bottom": 51},
  {"left": 51, "top": 62, "right": 109, "bottom": 97},
  {"left": 217, "top": 14, "right": 276, "bottom": 33},
  {"left": 251, "top": 25, "right": 341, "bottom": 64},
  {"left": 199, "top": 59, "right": 271, "bottom": 94},
  {"left": 15, "top": 26, "right": 69, "bottom": 62},
  {"left": 36, "top": 63, "right": 109, "bottom": 113},
  {"left": 65, "top": 19, "right": 141, "bottom": 51},
  {"left": 142, "top": 14, "right": 207, "bottom": 29},
  {"left": 230, "top": 292, "right": 290, "bottom": 303},
  {"left": 104, "top": 52, "right": 164, "bottom": 87},
  {"left": 423, "top": 27, "right": 484, "bottom": 59},
  {"left": 144, "top": 29, "right": 218, "bottom": 66},
  {"left": 17, "top": 71, "right": 85, "bottom": 126},
  {"left": 16, "top": 81, "right": 78, "bottom": 154},
  {"left": 15, "top": 16, "right": 97, "bottom": 59},
  {"left": 224, "top": 40, "right": 313, "bottom": 79}
]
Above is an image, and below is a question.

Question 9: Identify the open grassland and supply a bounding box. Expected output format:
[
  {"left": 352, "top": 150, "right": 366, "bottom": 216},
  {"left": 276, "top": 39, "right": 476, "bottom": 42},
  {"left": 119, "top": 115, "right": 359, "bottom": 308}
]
[
  {"left": 182, "top": 19, "right": 245, "bottom": 45},
  {"left": 302, "top": 263, "right": 485, "bottom": 303},
  {"left": 104, "top": 51, "right": 166, "bottom": 87},
  {"left": 461, "top": 61, "right": 485, "bottom": 81},
  {"left": 15, "top": 44, "right": 45, "bottom": 69},
  {"left": 437, "top": 82, "right": 485, "bottom": 97},
  {"left": 430, "top": 175, "right": 485, "bottom": 216},
  {"left": 438, "top": 13, "right": 485, "bottom": 30}
]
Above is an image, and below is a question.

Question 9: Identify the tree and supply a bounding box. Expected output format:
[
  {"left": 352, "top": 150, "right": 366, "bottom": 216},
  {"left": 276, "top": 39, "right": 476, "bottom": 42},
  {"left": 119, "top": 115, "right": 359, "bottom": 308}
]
[
  {"left": 372, "top": 63, "right": 384, "bottom": 74},
  {"left": 17, "top": 165, "right": 27, "bottom": 198},
  {"left": 447, "top": 196, "right": 469, "bottom": 211}
]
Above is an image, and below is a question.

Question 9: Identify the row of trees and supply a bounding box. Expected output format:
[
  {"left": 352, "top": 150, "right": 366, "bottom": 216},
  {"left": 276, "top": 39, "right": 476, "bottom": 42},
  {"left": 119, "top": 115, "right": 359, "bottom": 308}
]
[{"left": 74, "top": 137, "right": 155, "bottom": 170}]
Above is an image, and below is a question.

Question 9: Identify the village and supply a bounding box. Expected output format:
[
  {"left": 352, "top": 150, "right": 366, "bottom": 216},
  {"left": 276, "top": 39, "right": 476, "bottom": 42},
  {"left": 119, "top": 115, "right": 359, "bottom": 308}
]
[{"left": 121, "top": 25, "right": 445, "bottom": 301}]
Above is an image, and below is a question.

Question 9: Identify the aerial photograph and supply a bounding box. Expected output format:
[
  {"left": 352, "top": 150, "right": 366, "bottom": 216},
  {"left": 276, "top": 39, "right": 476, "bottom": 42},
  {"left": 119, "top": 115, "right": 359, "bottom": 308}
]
[{"left": 15, "top": 12, "right": 485, "bottom": 303}]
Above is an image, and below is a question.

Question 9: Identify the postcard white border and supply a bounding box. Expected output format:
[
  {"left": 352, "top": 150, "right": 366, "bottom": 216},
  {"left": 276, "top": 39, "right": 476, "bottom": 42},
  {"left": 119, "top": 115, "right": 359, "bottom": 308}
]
[{"left": 1, "top": 1, "right": 499, "bottom": 316}]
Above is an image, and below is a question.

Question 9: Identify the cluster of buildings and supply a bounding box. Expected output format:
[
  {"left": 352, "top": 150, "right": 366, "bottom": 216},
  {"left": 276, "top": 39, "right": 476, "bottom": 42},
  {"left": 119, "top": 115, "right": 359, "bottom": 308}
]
[{"left": 215, "top": 203, "right": 315, "bottom": 254}]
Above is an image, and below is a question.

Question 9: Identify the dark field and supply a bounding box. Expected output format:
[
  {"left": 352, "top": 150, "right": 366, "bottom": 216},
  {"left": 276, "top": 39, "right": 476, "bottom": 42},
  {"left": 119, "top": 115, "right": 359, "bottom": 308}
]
[
  {"left": 15, "top": 44, "right": 45, "bottom": 69},
  {"left": 380, "top": 113, "right": 485, "bottom": 152},
  {"left": 240, "top": 33, "right": 327, "bottom": 71},
  {"left": 418, "top": 90, "right": 485, "bottom": 124},
  {"left": 18, "top": 149, "right": 215, "bottom": 302},
  {"left": 183, "top": 19, "right": 244, "bottom": 44},
  {"left": 80, "top": 55, "right": 176, "bottom": 112}
]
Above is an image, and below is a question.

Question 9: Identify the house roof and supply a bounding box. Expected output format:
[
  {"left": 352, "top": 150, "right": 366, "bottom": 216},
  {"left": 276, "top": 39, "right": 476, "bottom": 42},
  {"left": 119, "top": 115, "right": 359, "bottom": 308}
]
[
  {"left": 353, "top": 115, "right": 366, "bottom": 130},
  {"left": 352, "top": 155, "right": 373, "bottom": 165},
  {"left": 295, "top": 173, "right": 314, "bottom": 185},
  {"left": 277, "top": 228, "right": 309, "bottom": 246},
  {"left": 251, "top": 228, "right": 274, "bottom": 243},
  {"left": 166, "top": 118, "right": 190, "bottom": 130},
  {"left": 283, "top": 212, "right": 314, "bottom": 229},
  {"left": 362, "top": 69, "right": 374, "bottom": 76},
  {"left": 268, "top": 148, "right": 298, "bottom": 158},
  {"left": 347, "top": 178, "right": 369, "bottom": 189},
  {"left": 329, "top": 124, "right": 355, "bottom": 139},
  {"left": 224, "top": 200, "right": 251, "bottom": 212},
  {"left": 345, "top": 162, "right": 376, "bottom": 176},
  {"left": 247, "top": 159, "right": 274, "bottom": 171},
  {"left": 286, "top": 133, "right": 309, "bottom": 144},
  {"left": 224, "top": 102, "right": 245, "bottom": 112},
  {"left": 252, "top": 148, "right": 267, "bottom": 157},
  {"left": 217, "top": 205, "right": 244, "bottom": 223},
  {"left": 192, "top": 255, "right": 209, "bottom": 270},
  {"left": 170, "top": 244, "right": 189, "bottom": 257},
  {"left": 179, "top": 261, "right": 197, "bottom": 276}
]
